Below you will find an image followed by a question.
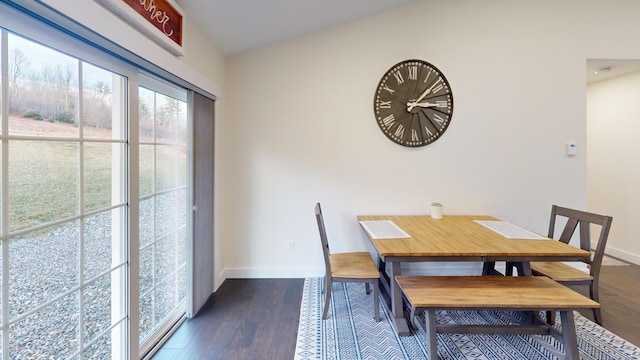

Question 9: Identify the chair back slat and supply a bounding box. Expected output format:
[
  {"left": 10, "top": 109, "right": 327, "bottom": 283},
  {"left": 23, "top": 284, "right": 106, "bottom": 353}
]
[
  {"left": 557, "top": 218, "right": 579, "bottom": 244},
  {"left": 550, "top": 205, "right": 579, "bottom": 244},
  {"left": 579, "top": 221, "right": 591, "bottom": 253}
]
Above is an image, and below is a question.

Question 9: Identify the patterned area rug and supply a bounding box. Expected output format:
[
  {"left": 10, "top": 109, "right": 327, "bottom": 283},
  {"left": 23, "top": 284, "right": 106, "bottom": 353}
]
[{"left": 295, "top": 277, "right": 640, "bottom": 360}]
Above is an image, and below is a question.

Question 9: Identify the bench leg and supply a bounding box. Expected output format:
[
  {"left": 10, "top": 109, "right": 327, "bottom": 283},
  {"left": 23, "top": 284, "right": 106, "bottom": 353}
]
[
  {"left": 373, "top": 281, "right": 380, "bottom": 322},
  {"left": 560, "top": 310, "right": 579, "bottom": 360},
  {"left": 413, "top": 307, "right": 577, "bottom": 360},
  {"left": 425, "top": 309, "right": 438, "bottom": 360}
]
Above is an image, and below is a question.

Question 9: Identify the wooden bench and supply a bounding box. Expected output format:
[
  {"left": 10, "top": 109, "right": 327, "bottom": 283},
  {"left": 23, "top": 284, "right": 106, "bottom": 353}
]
[{"left": 396, "top": 275, "right": 600, "bottom": 360}]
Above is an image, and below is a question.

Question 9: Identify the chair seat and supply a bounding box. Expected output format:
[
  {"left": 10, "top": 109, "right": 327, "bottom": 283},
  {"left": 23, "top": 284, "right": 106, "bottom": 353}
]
[
  {"left": 531, "top": 261, "right": 593, "bottom": 282},
  {"left": 330, "top": 252, "right": 380, "bottom": 279}
]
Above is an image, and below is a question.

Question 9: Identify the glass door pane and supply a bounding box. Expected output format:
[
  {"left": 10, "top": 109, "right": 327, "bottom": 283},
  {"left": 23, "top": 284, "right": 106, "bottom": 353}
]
[
  {"left": 1, "top": 30, "right": 128, "bottom": 359},
  {"left": 138, "top": 84, "right": 188, "bottom": 352}
]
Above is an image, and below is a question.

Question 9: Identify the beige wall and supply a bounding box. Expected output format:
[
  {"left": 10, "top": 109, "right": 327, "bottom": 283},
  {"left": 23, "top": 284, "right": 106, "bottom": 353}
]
[
  {"left": 219, "top": 0, "right": 640, "bottom": 279},
  {"left": 179, "top": 20, "right": 226, "bottom": 93},
  {"left": 588, "top": 71, "right": 640, "bottom": 264}
]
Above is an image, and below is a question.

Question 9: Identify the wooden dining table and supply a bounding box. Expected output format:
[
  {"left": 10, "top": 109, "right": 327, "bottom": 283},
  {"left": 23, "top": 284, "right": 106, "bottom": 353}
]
[{"left": 357, "top": 215, "right": 592, "bottom": 336}]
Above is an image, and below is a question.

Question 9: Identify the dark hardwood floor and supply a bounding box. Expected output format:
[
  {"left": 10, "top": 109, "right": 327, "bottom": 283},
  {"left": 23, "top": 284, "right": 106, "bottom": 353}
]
[
  {"left": 151, "top": 278, "right": 304, "bottom": 360},
  {"left": 152, "top": 262, "right": 640, "bottom": 359},
  {"left": 581, "top": 262, "right": 640, "bottom": 345}
]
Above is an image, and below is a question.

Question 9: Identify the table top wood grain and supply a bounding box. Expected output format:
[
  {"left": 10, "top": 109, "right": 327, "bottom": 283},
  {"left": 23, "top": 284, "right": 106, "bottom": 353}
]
[
  {"left": 357, "top": 215, "right": 591, "bottom": 260},
  {"left": 396, "top": 275, "right": 600, "bottom": 309}
]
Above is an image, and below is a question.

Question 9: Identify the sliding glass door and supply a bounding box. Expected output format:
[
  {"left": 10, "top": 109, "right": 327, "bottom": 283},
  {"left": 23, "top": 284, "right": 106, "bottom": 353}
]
[{"left": 0, "top": 13, "right": 192, "bottom": 358}]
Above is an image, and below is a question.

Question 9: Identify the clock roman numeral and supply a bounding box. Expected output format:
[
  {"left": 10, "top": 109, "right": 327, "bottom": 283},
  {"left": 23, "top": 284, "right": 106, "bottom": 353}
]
[
  {"left": 408, "top": 66, "right": 418, "bottom": 80},
  {"left": 378, "top": 100, "right": 391, "bottom": 109},
  {"left": 432, "top": 113, "right": 445, "bottom": 126},
  {"left": 382, "top": 84, "right": 395, "bottom": 95},
  {"left": 382, "top": 114, "right": 396, "bottom": 127},
  {"left": 394, "top": 124, "right": 405, "bottom": 138},
  {"left": 393, "top": 71, "right": 404, "bottom": 85},
  {"left": 424, "top": 125, "right": 433, "bottom": 137},
  {"left": 423, "top": 69, "right": 433, "bottom": 83},
  {"left": 411, "top": 128, "right": 419, "bottom": 142},
  {"left": 431, "top": 80, "right": 444, "bottom": 94},
  {"left": 436, "top": 100, "right": 448, "bottom": 108}
]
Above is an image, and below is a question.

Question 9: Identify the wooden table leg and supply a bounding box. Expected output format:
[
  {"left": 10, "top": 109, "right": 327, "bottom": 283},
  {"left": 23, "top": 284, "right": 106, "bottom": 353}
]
[
  {"left": 389, "top": 260, "right": 410, "bottom": 335},
  {"left": 560, "top": 310, "right": 579, "bottom": 360},
  {"left": 376, "top": 257, "right": 391, "bottom": 308}
]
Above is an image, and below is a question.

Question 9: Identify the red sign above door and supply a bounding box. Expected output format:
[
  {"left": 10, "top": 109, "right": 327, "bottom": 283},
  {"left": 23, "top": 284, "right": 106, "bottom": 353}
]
[{"left": 122, "top": 0, "right": 182, "bottom": 47}]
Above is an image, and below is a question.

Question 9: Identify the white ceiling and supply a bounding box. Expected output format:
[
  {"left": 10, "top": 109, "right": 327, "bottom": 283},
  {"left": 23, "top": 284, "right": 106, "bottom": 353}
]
[
  {"left": 587, "top": 60, "right": 640, "bottom": 84},
  {"left": 174, "top": 0, "right": 417, "bottom": 55},
  {"left": 173, "top": 1, "right": 640, "bottom": 82}
]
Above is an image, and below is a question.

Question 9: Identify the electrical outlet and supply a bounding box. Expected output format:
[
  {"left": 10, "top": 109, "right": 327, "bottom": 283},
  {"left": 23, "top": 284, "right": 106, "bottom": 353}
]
[{"left": 289, "top": 241, "right": 295, "bottom": 251}]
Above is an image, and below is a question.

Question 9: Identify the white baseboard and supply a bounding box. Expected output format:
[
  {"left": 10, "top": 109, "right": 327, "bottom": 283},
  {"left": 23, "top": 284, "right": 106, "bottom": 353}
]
[
  {"left": 221, "top": 266, "right": 323, "bottom": 279},
  {"left": 214, "top": 249, "right": 639, "bottom": 286},
  {"left": 605, "top": 245, "right": 640, "bottom": 265},
  {"left": 220, "top": 263, "right": 484, "bottom": 280}
]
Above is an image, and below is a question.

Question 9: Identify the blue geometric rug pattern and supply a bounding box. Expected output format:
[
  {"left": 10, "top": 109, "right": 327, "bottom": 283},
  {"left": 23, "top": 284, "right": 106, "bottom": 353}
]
[{"left": 294, "top": 277, "right": 640, "bottom": 360}]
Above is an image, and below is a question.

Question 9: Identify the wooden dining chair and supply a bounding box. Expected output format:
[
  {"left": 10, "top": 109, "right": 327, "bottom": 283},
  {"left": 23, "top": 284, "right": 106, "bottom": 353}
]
[
  {"left": 508, "top": 205, "right": 613, "bottom": 325},
  {"left": 315, "top": 203, "right": 380, "bottom": 322}
]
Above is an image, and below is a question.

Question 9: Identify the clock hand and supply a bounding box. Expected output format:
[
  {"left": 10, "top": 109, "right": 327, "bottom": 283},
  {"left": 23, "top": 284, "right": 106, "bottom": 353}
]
[
  {"left": 406, "top": 101, "right": 439, "bottom": 108},
  {"left": 407, "top": 79, "right": 441, "bottom": 112},
  {"left": 407, "top": 88, "right": 432, "bottom": 112}
]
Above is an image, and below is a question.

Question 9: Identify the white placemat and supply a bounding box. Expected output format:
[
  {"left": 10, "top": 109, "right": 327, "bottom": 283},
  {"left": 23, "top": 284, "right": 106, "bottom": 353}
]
[
  {"left": 474, "top": 220, "right": 546, "bottom": 239},
  {"left": 359, "top": 220, "right": 411, "bottom": 239}
]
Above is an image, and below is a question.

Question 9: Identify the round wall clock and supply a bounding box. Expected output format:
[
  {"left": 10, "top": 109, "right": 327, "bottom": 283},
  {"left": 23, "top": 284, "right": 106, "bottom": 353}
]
[{"left": 373, "top": 59, "right": 454, "bottom": 147}]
